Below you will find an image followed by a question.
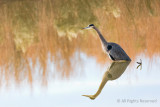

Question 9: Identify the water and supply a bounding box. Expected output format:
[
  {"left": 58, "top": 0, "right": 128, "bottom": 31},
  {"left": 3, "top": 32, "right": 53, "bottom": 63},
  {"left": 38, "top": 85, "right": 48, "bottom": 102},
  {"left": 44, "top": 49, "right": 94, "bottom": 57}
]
[{"left": 0, "top": 0, "right": 160, "bottom": 107}]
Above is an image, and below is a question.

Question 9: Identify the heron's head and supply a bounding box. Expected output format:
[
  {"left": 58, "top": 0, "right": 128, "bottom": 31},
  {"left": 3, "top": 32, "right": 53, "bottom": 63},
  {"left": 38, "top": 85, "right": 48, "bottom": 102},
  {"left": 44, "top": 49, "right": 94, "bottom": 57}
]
[{"left": 82, "top": 24, "right": 95, "bottom": 29}]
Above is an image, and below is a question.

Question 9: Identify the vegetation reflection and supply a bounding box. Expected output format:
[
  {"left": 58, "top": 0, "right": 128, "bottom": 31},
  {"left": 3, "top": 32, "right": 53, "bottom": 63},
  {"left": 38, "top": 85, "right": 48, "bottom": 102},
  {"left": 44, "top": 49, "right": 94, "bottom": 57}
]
[{"left": 0, "top": 0, "right": 160, "bottom": 86}]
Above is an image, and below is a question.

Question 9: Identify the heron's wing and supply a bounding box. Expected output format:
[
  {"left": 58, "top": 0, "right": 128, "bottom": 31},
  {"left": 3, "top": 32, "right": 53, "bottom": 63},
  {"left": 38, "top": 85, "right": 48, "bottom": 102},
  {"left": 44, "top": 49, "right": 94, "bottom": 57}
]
[{"left": 108, "top": 43, "right": 130, "bottom": 60}]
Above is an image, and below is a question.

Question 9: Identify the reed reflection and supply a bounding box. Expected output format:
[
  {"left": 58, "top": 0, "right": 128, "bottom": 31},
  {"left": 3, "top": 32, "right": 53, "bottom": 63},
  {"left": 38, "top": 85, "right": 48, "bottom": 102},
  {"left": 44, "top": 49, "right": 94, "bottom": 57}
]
[
  {"left": 83, "top": 61, "right": 130, "bottom": 100},
  {"left": 0, "top": 0, "right": 160, "bottom": 86}
]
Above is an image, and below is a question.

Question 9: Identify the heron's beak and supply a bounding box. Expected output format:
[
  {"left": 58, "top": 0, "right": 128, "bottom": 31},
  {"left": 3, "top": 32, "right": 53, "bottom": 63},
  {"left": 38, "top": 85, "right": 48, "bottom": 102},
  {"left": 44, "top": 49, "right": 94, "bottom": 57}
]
[{"left": 82, "top": 26, "right": 90, "bottom": 29}]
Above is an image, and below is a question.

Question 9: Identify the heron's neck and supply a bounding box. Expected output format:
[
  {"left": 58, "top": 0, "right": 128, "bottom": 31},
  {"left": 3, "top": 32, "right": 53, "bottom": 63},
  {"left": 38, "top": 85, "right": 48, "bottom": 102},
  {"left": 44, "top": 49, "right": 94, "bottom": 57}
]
[{"left": 93, "top": 27, "right": 107, "bottom": 45}]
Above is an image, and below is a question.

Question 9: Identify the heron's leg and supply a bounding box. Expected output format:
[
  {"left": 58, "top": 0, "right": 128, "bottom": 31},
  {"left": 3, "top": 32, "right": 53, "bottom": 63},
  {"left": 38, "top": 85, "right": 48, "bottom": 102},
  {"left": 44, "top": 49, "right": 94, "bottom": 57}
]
[{"left": 82, "top": 71, "right": 109, "bottom": 100}]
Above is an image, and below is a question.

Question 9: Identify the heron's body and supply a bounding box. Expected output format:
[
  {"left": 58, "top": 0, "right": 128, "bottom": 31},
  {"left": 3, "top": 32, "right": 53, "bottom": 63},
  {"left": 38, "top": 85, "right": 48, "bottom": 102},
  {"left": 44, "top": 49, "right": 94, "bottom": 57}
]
[
  {"left": 83, "top": 24, "right": 131, "bottom": 61},
  {"left": 102, "top": 42, "right": 131, "bottom": 61}
]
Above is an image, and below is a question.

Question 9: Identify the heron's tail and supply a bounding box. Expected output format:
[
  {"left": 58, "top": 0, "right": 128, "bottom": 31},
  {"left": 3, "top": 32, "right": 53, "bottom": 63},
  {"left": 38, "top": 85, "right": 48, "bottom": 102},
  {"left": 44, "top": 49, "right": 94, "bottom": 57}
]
[{"left": 82, "top": 95, "right": 96, "bottom": 100}]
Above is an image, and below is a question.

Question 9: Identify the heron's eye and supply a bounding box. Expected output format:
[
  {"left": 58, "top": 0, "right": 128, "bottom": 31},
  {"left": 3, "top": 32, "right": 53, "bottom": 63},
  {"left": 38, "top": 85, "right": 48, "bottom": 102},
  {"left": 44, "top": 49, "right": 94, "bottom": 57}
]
[
  {"left": 107, "top": 74, "right": 112, "bottom": 78},
  {"left": 89, "top": 24, "right": 94, "bottom": 27},
  {"left": 107, "top": 45, "right": 112, "bottom": 50}
]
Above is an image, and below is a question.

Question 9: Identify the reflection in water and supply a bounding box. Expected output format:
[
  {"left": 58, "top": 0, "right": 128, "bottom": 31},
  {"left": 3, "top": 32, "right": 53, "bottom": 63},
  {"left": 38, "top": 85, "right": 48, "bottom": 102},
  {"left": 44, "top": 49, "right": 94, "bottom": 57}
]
[
  {"left": 83, "top": 24, "right": 131, "bottom": 61},
  {"left": 0, "top": 1, "right": 160, "bottom": 107},
  {"left": 83, "top": 61, "right": 130, "bottom": 100},
  {"left": 0, "top": 0, "right": 160, "bottom": 86}
]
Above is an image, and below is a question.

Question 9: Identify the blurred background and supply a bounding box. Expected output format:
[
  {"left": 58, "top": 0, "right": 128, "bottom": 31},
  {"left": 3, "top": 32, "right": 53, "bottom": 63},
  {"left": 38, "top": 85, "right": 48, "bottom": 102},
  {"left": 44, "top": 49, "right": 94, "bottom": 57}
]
[{"left": 0, "top": 0, "right": 160, "bottom": 107}]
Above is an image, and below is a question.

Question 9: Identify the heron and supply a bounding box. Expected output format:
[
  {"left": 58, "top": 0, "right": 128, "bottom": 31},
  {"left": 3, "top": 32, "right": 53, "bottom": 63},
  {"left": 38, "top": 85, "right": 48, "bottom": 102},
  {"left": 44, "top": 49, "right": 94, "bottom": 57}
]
[
  {"left": 83, "top": 24, "right": 131, "bottom": 61},
  {"left": 82, "top": 61, "right": 131, "bottom": 100}
]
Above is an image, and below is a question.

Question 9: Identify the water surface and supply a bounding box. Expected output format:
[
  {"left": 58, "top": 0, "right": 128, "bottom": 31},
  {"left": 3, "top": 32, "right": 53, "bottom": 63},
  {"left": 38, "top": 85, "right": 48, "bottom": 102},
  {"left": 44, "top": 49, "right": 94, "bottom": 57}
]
[{"left": 0, "top": 0, "right": 160, "bottom": 107}]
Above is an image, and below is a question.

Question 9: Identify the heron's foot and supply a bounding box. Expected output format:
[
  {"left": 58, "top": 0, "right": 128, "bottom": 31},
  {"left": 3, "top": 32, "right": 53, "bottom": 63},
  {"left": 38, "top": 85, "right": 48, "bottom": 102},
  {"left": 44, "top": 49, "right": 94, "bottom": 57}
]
[
  {"left": 82, "top": 95, "right": 96, "bottom": 100},
  {"left": 137, "top": 59, "right": 142, "bottom": 70}
]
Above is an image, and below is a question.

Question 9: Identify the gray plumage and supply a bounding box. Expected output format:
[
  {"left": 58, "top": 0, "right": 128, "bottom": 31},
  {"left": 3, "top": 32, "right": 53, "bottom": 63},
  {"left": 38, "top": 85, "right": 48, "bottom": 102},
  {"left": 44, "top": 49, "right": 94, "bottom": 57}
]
[
  {"left": 104, "top": 42, "right": 131, "bottom": 61},
  {"left": 83, "top": 24, "right": 131, "bottom": 61}
]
